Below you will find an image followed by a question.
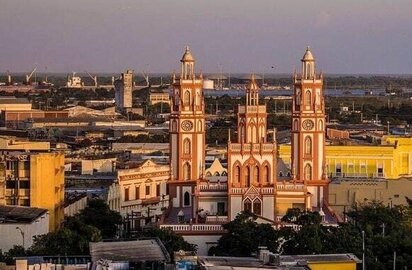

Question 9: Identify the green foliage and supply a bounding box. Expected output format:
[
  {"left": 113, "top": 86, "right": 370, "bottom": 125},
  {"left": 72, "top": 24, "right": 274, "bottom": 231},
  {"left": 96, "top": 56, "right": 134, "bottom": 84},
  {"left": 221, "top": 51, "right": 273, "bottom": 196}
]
[
  {"left": 77, "top": 199, "right": 122, "bottom": 239},
  {"left": 212, "top": 201, "right": 412, "bottom": 269},
  {"left": 0, "top": 246, "right": 27, "bottom": 264},
  {"left": 139, "top": 227, "right": 196, "bottom": 258},
  {"left": 28, "top": 199, "right": 119, "bottom": 256},
  {"left": 210, "top": 212, "right": 279, "bottom": 257}
]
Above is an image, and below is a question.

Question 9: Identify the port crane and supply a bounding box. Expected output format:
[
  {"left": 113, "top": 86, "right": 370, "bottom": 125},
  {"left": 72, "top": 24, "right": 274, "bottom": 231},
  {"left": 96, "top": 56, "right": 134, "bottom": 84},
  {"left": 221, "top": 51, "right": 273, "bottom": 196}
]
[
  {"left": 141, "top": 71, "right": 150, "bottom": 87},
  {"left": 25, "top": 67, "right": 37, "bottom": 85},
  {"left": 85, "top": 71, "right": 98, "bottom": 87}
]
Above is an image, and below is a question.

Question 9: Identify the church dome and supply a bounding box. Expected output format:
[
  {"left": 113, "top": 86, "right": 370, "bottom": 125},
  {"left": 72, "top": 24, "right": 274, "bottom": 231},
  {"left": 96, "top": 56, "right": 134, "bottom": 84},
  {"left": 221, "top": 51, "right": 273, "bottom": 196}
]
[
  {"left": 181, "top": 46, "right": 195, "bottom": 62},
  {"left": 302, "top": 46, "right": 315, "bottom": 61}
]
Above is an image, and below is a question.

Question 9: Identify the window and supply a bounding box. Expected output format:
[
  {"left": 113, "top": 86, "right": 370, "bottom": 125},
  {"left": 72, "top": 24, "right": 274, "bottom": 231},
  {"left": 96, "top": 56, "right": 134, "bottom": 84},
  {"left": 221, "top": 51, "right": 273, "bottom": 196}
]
[
  {"left": 245, "top": 166, "right": 250, "bottom": 187},
  {"left": 253, "top": 200, "right": 262, "bottom": 216},
  {"left": 19, "top": 181, "right": 30, "bottom": 189},
  {"left": 184, "top": 91, "right": 191, "bottom": 106},
  {"left": 279, "top": 171, "right": 284, "bottom": 177},
  {"left": 6, "top": 181, "right": 17, "bottom": 189},
  {"left": 234, "top": 165, "right": 240, "bottom": 183},
  {"left": 244, "top": 199, "right": 252, "bottom": 212},
  {"left": 254, "top": 166, "right": 260, "bottom": 184},
  {"left": 124, "top": 188, "right": 130, "bottom": 201},
  {"left": 183, "top": 163, "right": 191, "bottom": 180},
  {"left": 21, "top": 199, "right": 30, "bottom": 207},
  {"left": 263, "top": 165, "right": 270, "bottom": 183},
  {"left": 378, "top": 166, "right": 384, "bottom": 177},
  {"left": 146, "top": 185, "right": 151, "bottom": 196},
  {"left": 135, "top": 186, "right": 140, "bottom": 200},
  {"left": 305, "top": 90, "right": 312, "bottom": 107},
  {"left": 214, "top": 172, "right": 220, "bottom": 176},
  {"left": 217, "top": 202, "right": 225, "bottom": 215},
  {"left": 184, "top": 191, "right": 190, "bottom": 206},
  {"left": 183, "top": 138, "right": 191, "bottom": 155},
  {"left": 336, "top": 164, "right": 342, "bottom": 176},
  {"left": 304, "top": 164, "right": 312, "bottom": 181},
  {"left": 156, "top": 184, "right": 160, "bottom": 197},
  {"left": 304, "top": 136, "right": 312, "bottom": 155}
]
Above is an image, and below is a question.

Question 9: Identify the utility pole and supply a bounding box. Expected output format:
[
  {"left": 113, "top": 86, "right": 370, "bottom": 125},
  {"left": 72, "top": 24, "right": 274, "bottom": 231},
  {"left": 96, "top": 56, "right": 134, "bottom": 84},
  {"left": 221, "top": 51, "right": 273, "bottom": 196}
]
[
  {"left": 393, "top": 251, "right": 396, "bottom": 270},
  {"left": 362, "top": 230, "right": 366, "bottom": 270}
]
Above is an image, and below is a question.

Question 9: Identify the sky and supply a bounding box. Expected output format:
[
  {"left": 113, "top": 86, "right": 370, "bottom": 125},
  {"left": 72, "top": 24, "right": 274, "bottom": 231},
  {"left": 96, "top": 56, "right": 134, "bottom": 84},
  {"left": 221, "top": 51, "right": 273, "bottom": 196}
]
[{"left": 0, "top": 0, "right": 411, "bottom": 74}]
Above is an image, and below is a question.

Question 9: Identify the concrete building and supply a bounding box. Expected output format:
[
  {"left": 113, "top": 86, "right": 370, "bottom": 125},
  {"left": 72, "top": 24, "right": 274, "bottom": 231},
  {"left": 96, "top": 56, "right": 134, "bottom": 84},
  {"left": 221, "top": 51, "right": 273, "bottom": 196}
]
[
  {"left": 0, "top": 205, "right": 49, "bottom": 251},
  {"left": 278, "top": 135, "right": 412, "bottom": 180},
  {"left": 0, "top": 137, "right": 64, "bottom": 231},
  {"left": 115, "top": 70, "right": 133, "bottom": 111},
  {"left": 148, "top": 90, "right": 171, "bottom": 106},
  {"left": 0, "top": 97, "right": 32, "bottom": 113},
  {"left": 107, "top": 160, "right": 170, "bottom": 224}
]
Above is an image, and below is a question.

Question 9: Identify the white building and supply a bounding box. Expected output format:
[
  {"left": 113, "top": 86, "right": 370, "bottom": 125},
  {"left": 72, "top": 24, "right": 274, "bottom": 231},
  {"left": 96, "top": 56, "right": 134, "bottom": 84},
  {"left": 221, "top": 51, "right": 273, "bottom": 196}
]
[{"left": 0, "top": 206, "right": 49, "bottom": 251}]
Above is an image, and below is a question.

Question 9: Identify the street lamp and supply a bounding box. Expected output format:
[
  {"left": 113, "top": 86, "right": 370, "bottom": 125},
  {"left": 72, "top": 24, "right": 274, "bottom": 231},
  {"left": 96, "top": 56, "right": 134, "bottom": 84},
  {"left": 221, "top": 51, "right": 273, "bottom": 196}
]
[{"left": 16, "top": 227, "right": 25, "bottom": 248}]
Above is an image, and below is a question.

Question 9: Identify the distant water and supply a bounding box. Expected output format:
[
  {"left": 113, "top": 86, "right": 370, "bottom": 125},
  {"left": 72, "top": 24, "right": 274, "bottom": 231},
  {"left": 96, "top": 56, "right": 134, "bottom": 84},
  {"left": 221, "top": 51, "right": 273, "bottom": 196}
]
[{"left": 204, "top": 89, "right": 388, "bottom": 97}]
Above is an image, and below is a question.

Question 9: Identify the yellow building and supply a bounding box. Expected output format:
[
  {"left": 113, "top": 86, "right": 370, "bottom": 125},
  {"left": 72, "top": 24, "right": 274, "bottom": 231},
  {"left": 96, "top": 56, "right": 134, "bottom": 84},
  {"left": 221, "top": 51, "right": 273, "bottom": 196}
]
[
  {"left": 278, "top": 135, "right": 412, "bottom": 180},
  {"left": 0, "top": 137, "right": 64, "bottom": 231}
]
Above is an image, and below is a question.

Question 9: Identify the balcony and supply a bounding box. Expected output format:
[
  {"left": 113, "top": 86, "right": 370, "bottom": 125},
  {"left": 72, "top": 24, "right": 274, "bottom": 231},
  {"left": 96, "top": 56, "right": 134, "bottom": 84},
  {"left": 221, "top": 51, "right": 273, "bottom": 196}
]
[
  {"left": 198, "top": 183, "right": 227, "bottom": 192},
  {"left": 159, "top": 224, "right": 225, "bottom": 233},
  {"left": 276, "top": 184, "right": 305, "bottom": 191},
  {"left": 205, "top": 216, "right": 228, "bottom": 223}
]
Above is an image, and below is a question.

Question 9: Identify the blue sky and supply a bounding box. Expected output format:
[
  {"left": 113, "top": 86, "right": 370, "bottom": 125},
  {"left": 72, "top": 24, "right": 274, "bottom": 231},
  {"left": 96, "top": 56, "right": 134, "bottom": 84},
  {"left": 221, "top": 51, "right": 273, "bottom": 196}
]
[{"left": 0, "top": 0, "right": 411, "bottom": 74}]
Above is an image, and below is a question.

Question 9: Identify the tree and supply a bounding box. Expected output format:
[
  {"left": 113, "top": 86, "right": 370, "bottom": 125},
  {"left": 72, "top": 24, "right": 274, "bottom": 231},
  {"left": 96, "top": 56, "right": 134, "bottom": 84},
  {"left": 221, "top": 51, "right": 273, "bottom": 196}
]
[
  {"left": 77, "top": 199, "right": 122, "bottom": 239},
  {"left": 210, "top": 211, "right": 279, "bottom": 257},
  {"left": 29, "top": 216, "right": 102, "bottom": 256},
  {"left": 139, "top": 227, "right": 196, "bottom": 258},
  {"left": 0, "top": 246, "right": 27, "bottom": 265}
]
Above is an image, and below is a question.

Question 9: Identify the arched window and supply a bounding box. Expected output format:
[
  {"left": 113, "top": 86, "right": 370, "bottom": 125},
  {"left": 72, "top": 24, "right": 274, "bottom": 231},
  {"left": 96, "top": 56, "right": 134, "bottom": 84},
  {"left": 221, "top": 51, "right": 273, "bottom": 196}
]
[
  {"left": 234, "top": 165, "right": 240, "bottom": 183},
  {"left": 183, "top": 138, "right": 191, "bottom": 155},
  {"left": 262, "top": 165, "right": 270, "bottom": 183},
  {"left": 253, "top": 199, "right": 262, "bottom": 215},
  {"left": 183, "top": 162, "right": 191, "bottom": 180},
  {"left": 304, "top": 136, "right": 312, "bottom": 156},
  {"left": 214, "top": 172, "right": 220, "bottom": 176},
  {"left": 184, "top": 90, "right": 191, "bottom": 106},
  {"left": 306, "top": 63, "right": 312, "bottom": 79},
  {"left": 222, "top": 171, "right": 227, "bottom": 176},
  {"left": 245, "top": 166, "right": 251, "bottom": 187},
  {"left": 206, "top": 172, "right": 212, "bottom": 177},
  {"left": 254, "top": 165, "right": 260, "bottom": 184},
  {"left": 305, "top": 90, "right": 312, "bottom": 106},
  {"left": 304, "top": 164, "right": 312, "bottom": 181},
  {"left": 184, "top": 191, "right": 190, "bottom": 206},
  {"left": 279, "top": 171, "right": 284, "bottom": 177},
  {"left": 293, "top": 120, "right": 299, "bottom": 130},
  {"left": 244, "top": 198, "right": 252, "bottom": 212}
]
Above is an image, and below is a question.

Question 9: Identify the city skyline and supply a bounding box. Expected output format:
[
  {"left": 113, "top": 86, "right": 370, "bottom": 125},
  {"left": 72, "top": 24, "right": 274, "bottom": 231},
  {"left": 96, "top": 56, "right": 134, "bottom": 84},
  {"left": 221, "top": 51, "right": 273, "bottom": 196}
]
[{"left": 0, "top": 0, "right": 411, "bottom": 74}]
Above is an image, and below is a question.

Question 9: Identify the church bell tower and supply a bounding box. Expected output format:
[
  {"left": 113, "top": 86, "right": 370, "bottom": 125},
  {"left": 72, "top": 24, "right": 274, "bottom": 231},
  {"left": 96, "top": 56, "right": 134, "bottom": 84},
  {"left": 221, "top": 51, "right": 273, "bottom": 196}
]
[
  {"left": 291, "top": 47, "right": 328, "bottom": 209},
  {"left": 169, "top": 46, "right": 205, "bottom": 210}
]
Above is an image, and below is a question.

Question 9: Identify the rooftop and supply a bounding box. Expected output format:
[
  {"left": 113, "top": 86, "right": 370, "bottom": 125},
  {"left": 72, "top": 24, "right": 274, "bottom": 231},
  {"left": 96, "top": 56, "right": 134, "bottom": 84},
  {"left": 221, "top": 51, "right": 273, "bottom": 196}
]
[
  {"left": 0, "top": 205, "right": 48, "bottom": 224},
  {"left": 89, "top": 238, "right": 170, "bottom": 263}
]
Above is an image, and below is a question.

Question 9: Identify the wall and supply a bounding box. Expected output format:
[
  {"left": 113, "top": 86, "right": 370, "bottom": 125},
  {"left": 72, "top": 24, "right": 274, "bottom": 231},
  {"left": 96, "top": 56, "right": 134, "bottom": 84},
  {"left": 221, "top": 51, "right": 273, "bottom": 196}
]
[
  {"left": 183, "top": 235, "right": 221, "bottom": 256},
  {"left": 0, "top": 212, "right": 49, "bottom": 251},
  {"left": 64, "top": 196, "right": 88, "bottom": 217},
  {"left": 278, "top": 136, "right": 412, "bottom": 179},
  {"left": 30, "top": 152, "right": 65, "bottom": 231},
  {"left": 308, "top": 262, "right": 356, "bottom": 270},
  {"left": 328, "top": 178, "right": 412, "bottom": 215},
  {"left": 81, "top": 158, "right": 115, "bottom": 175}
]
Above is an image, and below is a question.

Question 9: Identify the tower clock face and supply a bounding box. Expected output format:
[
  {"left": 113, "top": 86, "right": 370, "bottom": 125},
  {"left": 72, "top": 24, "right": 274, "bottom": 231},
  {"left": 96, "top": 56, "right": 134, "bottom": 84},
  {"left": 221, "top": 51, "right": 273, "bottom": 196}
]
[
  {"left": 302, "top": 120, "right": 314, "bottom": 130},
  {"left": 181, "top": 120, "right": 193, "bottom": 131}
]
